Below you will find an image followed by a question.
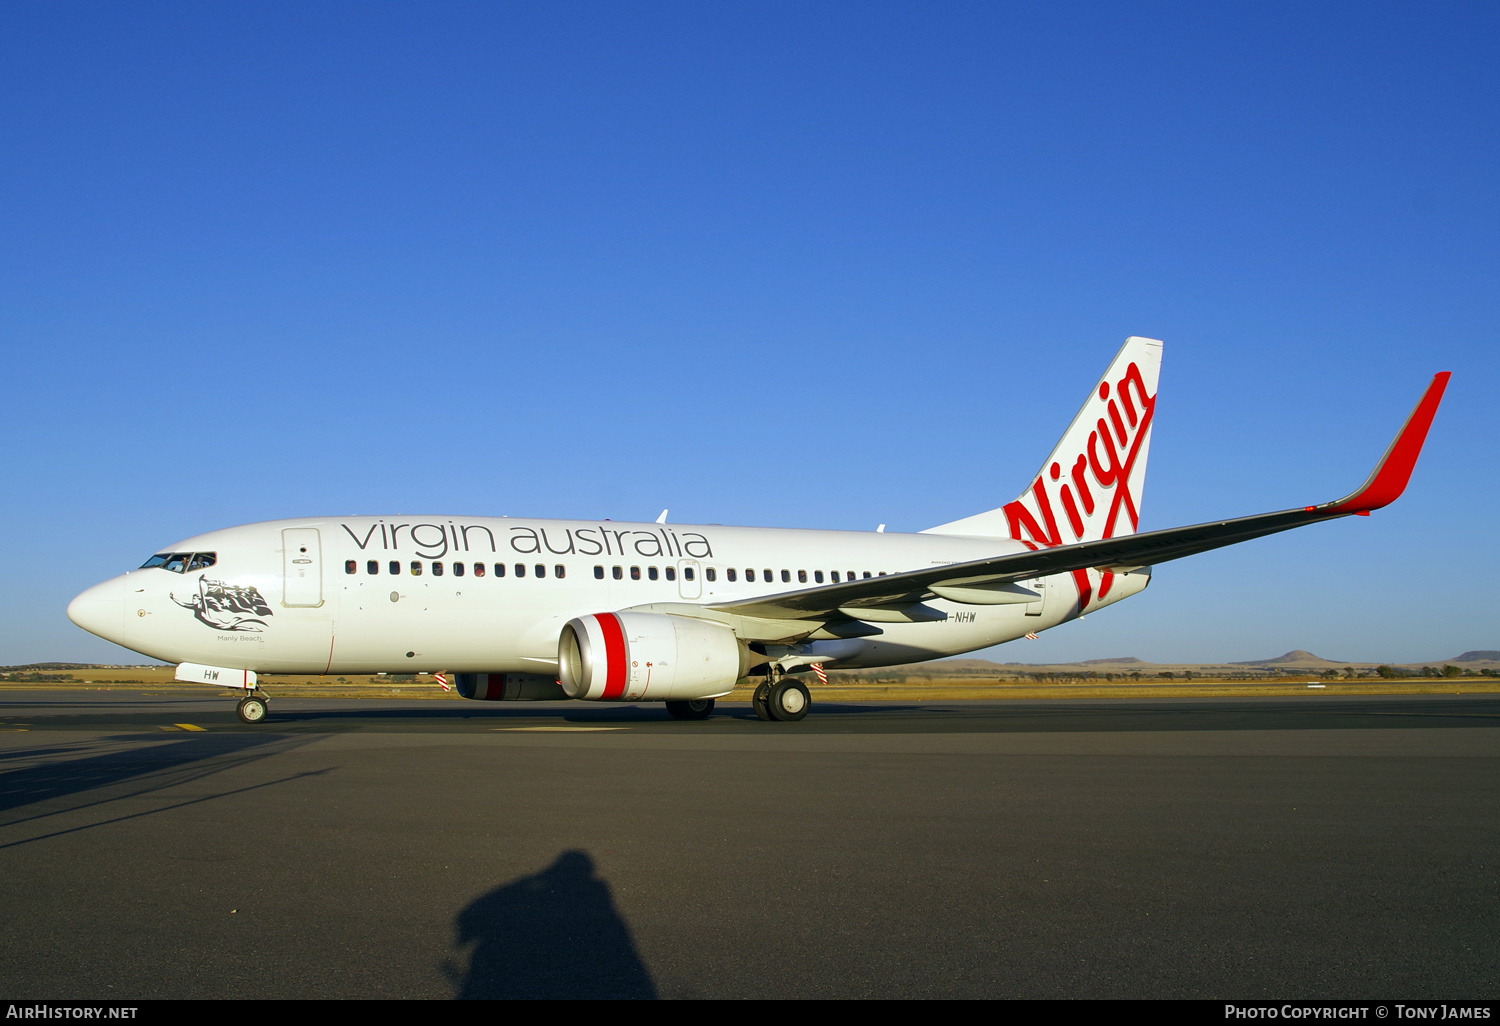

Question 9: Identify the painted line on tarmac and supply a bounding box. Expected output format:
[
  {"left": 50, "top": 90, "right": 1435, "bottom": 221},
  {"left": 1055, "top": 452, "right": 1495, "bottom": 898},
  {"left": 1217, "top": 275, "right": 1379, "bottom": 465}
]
[{"left": 493, "top": 726, "right": 628, "bottom": 732}]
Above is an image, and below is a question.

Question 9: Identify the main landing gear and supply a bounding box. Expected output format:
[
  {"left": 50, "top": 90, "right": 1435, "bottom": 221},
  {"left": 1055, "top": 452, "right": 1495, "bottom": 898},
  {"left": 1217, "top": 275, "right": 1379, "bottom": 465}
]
[
  {"left": 753, "top": 672, "right": 810, "bottom": 722},
  {"left": 235, "top": 689, "right": 271, "bottom": 725},
  {"left": 665, "top": 698, "right": 716, "bottom": 720}
]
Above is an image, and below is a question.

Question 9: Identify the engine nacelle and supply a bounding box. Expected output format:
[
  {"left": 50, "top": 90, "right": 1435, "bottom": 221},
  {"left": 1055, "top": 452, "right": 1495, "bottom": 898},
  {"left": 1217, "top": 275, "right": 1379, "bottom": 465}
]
[
  {"left": 558, "top": 612, "right": 745, "bottom": 701},
  {"left": 454, "top": 673, "right": 568, "bottom": 702}
]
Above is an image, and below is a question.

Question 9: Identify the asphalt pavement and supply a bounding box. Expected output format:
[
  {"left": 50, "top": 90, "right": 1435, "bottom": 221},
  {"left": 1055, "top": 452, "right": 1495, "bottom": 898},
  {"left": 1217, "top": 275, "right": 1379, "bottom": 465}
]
[{"left": 1, "top": 689, "right": 1497, "bottom": 999}]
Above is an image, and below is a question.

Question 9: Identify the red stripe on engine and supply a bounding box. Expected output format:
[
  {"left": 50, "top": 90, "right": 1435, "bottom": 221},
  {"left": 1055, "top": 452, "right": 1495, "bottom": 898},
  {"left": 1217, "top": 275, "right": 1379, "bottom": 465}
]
[{"left": 595, "top": 614, "right": 627, "bottom": 700}]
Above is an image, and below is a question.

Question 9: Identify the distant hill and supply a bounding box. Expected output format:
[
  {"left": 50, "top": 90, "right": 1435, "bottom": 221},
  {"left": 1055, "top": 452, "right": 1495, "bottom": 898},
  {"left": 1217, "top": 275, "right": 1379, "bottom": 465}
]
[
  {"left": 0, "top": 662, "right": 165, "bottom": 672},
  {"left": 1230, "top": 650, "right": 1347, "bottom": 667},
  {"left": 844, "top": 647, "right": 1500, "bottom": 678}
]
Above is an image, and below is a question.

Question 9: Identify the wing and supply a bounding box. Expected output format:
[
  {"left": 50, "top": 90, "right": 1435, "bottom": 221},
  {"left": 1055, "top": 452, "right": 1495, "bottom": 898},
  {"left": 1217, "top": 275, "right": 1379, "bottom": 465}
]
[{"left": 709, "top": 372, "right": 1450, "bottom": 622}]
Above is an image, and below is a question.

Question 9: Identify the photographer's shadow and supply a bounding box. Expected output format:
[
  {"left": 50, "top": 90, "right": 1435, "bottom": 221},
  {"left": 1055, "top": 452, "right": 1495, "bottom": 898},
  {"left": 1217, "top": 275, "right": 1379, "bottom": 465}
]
[{"left": 449, "top": 849, "right": 657, "bottom": 999}]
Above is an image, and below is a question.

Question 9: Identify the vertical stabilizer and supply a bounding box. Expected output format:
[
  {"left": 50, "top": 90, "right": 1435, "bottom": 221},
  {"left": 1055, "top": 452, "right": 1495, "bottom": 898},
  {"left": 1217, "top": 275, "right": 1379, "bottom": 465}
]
[{"left": 923, "top": 336, "right": 1163, "bottom": 546}]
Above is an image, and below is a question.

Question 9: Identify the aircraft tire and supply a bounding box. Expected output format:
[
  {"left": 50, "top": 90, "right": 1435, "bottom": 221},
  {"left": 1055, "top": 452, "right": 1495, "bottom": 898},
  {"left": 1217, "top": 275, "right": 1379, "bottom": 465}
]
[
  {"left": 665, "top": 698, "right": 715, "bottom": 720},
  {"left": 236, "top": 696, "right": 268, "bottom": 725},
  {"left": 767, "top": 679, "right": 810, "bottom": 722},
  {"left": 752, "top": 682, "right": 775, "bottom": 721}
]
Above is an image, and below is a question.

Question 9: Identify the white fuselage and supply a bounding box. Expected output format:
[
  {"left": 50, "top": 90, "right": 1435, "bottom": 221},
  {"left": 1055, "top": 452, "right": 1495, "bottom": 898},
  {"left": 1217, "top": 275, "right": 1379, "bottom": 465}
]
[{"left": 67, "top": 514, "right": 1149, "bottom": 676}]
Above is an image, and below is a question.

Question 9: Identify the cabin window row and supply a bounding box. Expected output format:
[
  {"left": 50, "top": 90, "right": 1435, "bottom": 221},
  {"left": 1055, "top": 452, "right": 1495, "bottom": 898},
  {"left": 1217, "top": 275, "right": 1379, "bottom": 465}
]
[
  {"left": 345, "top": 560, "right": 889, "bottom": 583},
  {"left": 585, "top": 566, "right": 886, "bottom": 583},
  {"left": 590, "top": 565, "right": 700, "bottom": 581},
  {"left": 345, "top": 560, "right": 566, "bottom": 579},
  {"left": 721, "top": 568, "right": 883, "bottom": 583}
]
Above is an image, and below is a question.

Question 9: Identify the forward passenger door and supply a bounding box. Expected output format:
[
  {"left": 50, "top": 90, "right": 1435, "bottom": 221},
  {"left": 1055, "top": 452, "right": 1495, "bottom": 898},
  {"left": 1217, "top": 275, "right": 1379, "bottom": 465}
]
[{"left": 282, "top": 528, "right": 324, "bottom": 607}]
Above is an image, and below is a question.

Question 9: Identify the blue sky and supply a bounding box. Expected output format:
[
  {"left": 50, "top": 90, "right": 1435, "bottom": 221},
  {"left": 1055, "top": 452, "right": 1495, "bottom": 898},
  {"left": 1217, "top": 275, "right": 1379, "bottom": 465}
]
[{"left": 3, "top": 1, "right": 1496, "bottom": 666}]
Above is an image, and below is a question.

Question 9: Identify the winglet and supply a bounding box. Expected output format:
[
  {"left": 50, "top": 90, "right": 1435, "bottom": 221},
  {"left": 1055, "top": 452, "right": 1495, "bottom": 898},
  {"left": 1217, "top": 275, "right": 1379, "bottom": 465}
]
[{"left": 1320, "top": 372, "right": 1450, "bottom": 515}]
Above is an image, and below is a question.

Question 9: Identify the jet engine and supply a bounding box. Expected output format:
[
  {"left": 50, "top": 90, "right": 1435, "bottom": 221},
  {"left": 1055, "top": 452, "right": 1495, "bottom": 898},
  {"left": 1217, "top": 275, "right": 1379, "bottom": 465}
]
[
  {"left": 558, "top": 612, "right": 746, "bottom": 702},
  {"left": 454, "top": 672, "right": 568, "bottom": 701}
]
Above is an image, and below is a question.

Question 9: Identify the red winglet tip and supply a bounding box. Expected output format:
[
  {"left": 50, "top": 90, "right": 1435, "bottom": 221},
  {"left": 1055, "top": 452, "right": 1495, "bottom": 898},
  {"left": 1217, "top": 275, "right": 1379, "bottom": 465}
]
[{"left": 1323, "top": 372, "right": 1449, "bottom": 515}]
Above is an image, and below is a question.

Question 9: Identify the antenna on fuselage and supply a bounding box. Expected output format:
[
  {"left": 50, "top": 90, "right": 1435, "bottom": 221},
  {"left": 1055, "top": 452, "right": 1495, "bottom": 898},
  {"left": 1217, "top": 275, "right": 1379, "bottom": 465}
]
[
  {"left": 876, "top": 524, "right": 886, "bottom": 533},
  {"left": 656, "top": 509, "right": 669, "bottom": 524}
]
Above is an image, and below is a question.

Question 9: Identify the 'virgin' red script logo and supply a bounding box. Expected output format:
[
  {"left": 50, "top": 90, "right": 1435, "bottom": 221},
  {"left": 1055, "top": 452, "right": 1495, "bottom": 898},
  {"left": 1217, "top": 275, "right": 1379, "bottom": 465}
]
[{"left": 1002, "top": 360, "right": 1155, "bottom": 611}]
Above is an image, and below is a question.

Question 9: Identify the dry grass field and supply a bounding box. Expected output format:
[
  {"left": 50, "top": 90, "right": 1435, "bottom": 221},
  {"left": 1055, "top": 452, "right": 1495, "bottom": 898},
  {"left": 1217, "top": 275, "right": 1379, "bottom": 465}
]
[{"left": 2, "top": 664, "right": 1497, "bottom": 702}]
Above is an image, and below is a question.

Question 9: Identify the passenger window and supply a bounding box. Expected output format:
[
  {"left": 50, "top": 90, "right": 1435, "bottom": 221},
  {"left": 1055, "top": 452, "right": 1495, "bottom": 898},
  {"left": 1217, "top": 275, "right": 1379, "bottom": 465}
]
[
  {"left": 797, "top": 570, "right": 807, "bottom": 583},
  {"left": 494, "top": 563, "right": 506, "bottom": 577},
  {"left": 555, "top": 565, "right": 565, "bottom": 579},
  {"left": 594, "top": 565, "right": 605, "bottom": 579},
  {"left": 781, "top": 570, "right": 790, "bottom": 583},
  {"left": 705, "top": 568, "right": 715, "bottom": 582},
  {"left": 727, "top": 568, "right": 737, "bottom": 582},
  {"left": 630, "top": 566, "right": 641, "bottom": 580},
  {"left": 474, "top": 563, "right": 486, "bottom": 577},
  {"left": 532, "top": 564, "right": 544, "bottom": 578},
  {"left": 685, "top": 567, "right": 695, "bottom": 581},
  {"left": 878, "top": 571, "right": 886, "bottom": 576},
  {"left": 433, "top": 562, "right": 444, "bottom": 576},
  {"left": 515, "top": 564, "right": 526, "bottom": 578},
  {"left": 390, "top": 561, "right": 401, "bottom": 575},
  {"left": 411, "top": 561, "right": 423, "bottom": 576},
  {"left": 612, "top": 566, "right": 623, "bottom": 580},
  {"left": 764, "top": 569, "right": 772, "bottom": 582},
  {"left": 831, "top": 571, "right": 840, "bottom": 583},
  {"left": 188, "top": 553, "right": 216, "bottom": 571},
  {"left": 665, "top": 566, "right": 676, "bottom": 581},
  {"left": 345, "top": 560, "right": 357, "bottom": 574},
  {"left": 814, "top": 571, "right": 824, "bottom": 583},
  {"left": 648, "top": 566, "right": 659, "bottom": 581},
  {"left": 367, "top": 561, "right": 379, "bottom": 575},
  {"left": 454, "top": 562, "right": 465, "bottom": 577},
  {"left": 863, "top": 571, "right": 872, "bottom": 579},
  {"left": 745, "top": 569, "right": 755, "bottom": 582}
]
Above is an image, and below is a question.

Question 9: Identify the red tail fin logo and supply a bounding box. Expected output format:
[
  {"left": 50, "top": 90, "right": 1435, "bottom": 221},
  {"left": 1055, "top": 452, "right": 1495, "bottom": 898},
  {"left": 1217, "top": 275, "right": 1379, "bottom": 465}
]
[{"left": 1002, "top": 360, "right": 1157, "bottom": 611}]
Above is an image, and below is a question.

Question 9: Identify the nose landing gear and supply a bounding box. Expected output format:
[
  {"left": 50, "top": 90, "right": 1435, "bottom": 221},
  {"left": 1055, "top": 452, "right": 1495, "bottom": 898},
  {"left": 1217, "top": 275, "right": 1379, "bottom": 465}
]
[{"left": 235, "top": 690, "right": 270, "bottom": 724}]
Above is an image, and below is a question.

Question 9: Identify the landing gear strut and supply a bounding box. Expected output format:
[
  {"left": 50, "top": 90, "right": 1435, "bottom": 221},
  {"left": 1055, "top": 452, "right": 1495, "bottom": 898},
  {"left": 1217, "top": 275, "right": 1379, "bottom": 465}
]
[
  {"left": 235, "top": 689, "right": 270, "bottom": 724},
  {"left": 666, "top": 698, "right": 715, "bottom": 720},
  {"left": 752, "top": 681, "right": 774, "bottom": 721}
]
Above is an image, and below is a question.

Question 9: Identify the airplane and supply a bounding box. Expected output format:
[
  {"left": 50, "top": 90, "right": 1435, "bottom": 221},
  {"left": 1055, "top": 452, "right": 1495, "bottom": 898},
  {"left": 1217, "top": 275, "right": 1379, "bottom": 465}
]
[{"left": 66, "top": 338, "right": 1450, "bottom": 725}]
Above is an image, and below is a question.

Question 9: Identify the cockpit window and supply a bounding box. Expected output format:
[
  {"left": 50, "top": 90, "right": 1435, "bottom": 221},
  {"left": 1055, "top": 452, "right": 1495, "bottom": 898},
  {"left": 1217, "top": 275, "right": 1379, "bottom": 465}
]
[{"left": 141, "top": 552, "right": 216, "bottom": 573}]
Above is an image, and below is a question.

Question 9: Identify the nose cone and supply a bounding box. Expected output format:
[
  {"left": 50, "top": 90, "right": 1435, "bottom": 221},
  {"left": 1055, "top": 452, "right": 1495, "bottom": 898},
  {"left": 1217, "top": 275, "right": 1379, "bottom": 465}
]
[{"left": 68, "top": 576, "right": 126, "bottom": 642}]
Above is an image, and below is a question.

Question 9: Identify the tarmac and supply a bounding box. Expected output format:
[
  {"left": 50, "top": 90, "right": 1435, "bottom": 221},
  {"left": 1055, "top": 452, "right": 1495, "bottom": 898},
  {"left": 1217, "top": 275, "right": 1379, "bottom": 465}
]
[{"left": 1, "top": 689, "right": 1497, "bottom": 999}]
